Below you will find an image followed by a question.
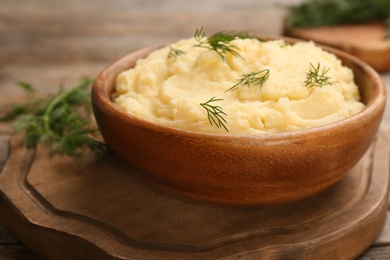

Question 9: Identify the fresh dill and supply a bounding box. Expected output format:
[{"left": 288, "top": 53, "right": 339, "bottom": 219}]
[
  {"left": 305, "top": 62, "right": 335, "bottom": 88},
  {"left": 279, "top": 41, "right": 291, "bottom": 48},
  {"left": 200, "top": 97, "right": 228, "bottom": 132},
  {"left": 286, "top": 0, "right": 390, "bottom": 37},
  {"left": 18, "top": 81, "right": 35, "bottom": 93},
  {"left": 0, "top": 78, "right": 106, "bottom": 157},
  {"left": 194, "top": 27, "right": 256, "bottom": 64},
  {"left": 226, "top": 69, "right": 270, "bottom": 92},
  {"left": 167, "top": 45, "right": 186, "bottom": 61}
]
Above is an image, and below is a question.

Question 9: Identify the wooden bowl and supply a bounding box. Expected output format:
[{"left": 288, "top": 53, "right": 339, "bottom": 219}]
[{"left": 92, "top": 39, "right": 386, "bottom": 207}]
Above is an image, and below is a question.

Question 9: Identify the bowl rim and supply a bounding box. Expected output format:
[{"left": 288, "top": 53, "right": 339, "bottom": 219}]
[{"left": 92, "top": 37, "right": 387, "bottom": 143}]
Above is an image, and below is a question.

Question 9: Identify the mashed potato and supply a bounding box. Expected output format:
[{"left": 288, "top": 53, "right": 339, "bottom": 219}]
[{"left": 113, "top": 37, "right": 365, "bottom": 134}]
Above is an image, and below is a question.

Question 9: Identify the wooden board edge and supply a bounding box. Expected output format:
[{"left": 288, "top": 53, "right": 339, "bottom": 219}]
[{"left": 0, "top": 131, "right": 388, "bottom": 259}]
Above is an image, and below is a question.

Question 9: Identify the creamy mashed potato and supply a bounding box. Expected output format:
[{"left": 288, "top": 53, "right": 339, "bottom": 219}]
[{"left": 113, "top": 37, "right": 365, "bottom": 134}]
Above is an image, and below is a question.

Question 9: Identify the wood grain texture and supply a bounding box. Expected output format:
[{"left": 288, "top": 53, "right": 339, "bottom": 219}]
[
  {"left": 0, "top": 245, "right": 39, "bottom": 260},
  {"left": 1, "top": 0, "right": 390, "bottom": 258},
  {"left": 0, "top": 0, "right": 297, "bottom": 109},
  {"left": 0, "top": 130, "right": 388, "bottom": 259},
  {"left": 360, "top": 246, "right": 390, "bottom": 259},
  {"left": 0, "top": 225, "right": 18, "bottom": 245},
  {"left": 0, "top": 0, "right": 297, "bottom": 67},
  {"left": 284, "top": 22, "right": 390, "bottom": 72}
]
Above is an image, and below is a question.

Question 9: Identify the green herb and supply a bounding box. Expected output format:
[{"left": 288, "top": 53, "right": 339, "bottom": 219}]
[
  {"left": 17, "top": 81, "right": 35, "bottom": 93},
  {"left": 286, "top": 0, "right": 390, "bottom": 37},
  {"left": 279, "top": 41, "right": 291, "bottom": 48},
  {"left": 194, "top": 27, "right": 256, "bottom": 64},
  {"left": 387, "top": 17, "right": 390, "bottom": 37},
  {"left": 226, "top": 69, "right": 270, "bottom": 92},
  {"left": 200, "top": 97, "right": 228, "bottom": 132},
  {"left": 0, "top": 78, "right": 106, "bottom": 157},
  {"left": 305, "top": 62, "right": 335, "bottom": 88},
  {"left": 167, "top": 45, "right": 186, "bottom": 61}
]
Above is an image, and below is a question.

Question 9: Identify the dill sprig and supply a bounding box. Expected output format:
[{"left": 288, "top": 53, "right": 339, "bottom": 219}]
[
  {"left": 167, "top": 45, "right": 186, "bottom": 61},
  {"left": 305, "top": 62, "right": 335, "bottom": 88},
  {"left": 286, "top": 0, "right": 390, "bottom": 37},
  {"left": 0, "top": 78, "right": 106, "bottom": 157},
  {"left": 194, "top": 27, "right": 255, "bottom": 64},
  {"left": 226, "top": 69, "right": 270, "bottom": 92},
  {"left": 200, "top": 97, "right": 228, "bottom": 132}
]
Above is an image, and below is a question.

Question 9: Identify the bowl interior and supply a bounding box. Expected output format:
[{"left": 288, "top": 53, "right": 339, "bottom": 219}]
[
  {"left": 92, "top": 37, "right": 386, "bottom": 206},
  {"left": 97, "top": 41, "right": 384, "bottom": 132}
]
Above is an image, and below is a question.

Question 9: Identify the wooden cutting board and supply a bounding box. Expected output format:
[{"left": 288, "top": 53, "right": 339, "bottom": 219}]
[
  {"left": 0, "top": 127, "right": 389, "bottom": 259},
  {"left": 284, "top": 22, "right": 390, "bottom": 72}
]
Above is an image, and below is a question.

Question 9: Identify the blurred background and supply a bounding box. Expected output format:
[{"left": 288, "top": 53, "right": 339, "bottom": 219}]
[
  {"left": 1, "top": 0, "right": 390, "bottom": 259},
  {"left": 2, "top": 0, "right": 390, "bottom": 126},
  {"left": 0, "top": 0, "right": 301, "bottom": 103}
]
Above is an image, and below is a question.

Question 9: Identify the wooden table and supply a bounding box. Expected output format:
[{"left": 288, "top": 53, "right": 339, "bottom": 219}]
[{"left": 1, "top": 0, "right": 390, "bottom": 258}]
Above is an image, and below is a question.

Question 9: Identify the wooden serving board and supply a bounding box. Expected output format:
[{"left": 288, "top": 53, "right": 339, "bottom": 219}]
[
  {"left": 0, "top": 128, "right": 389, "bottom": 259},
  {"left": 284, "top": 22, "right": 390, "bottom": 72}
]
